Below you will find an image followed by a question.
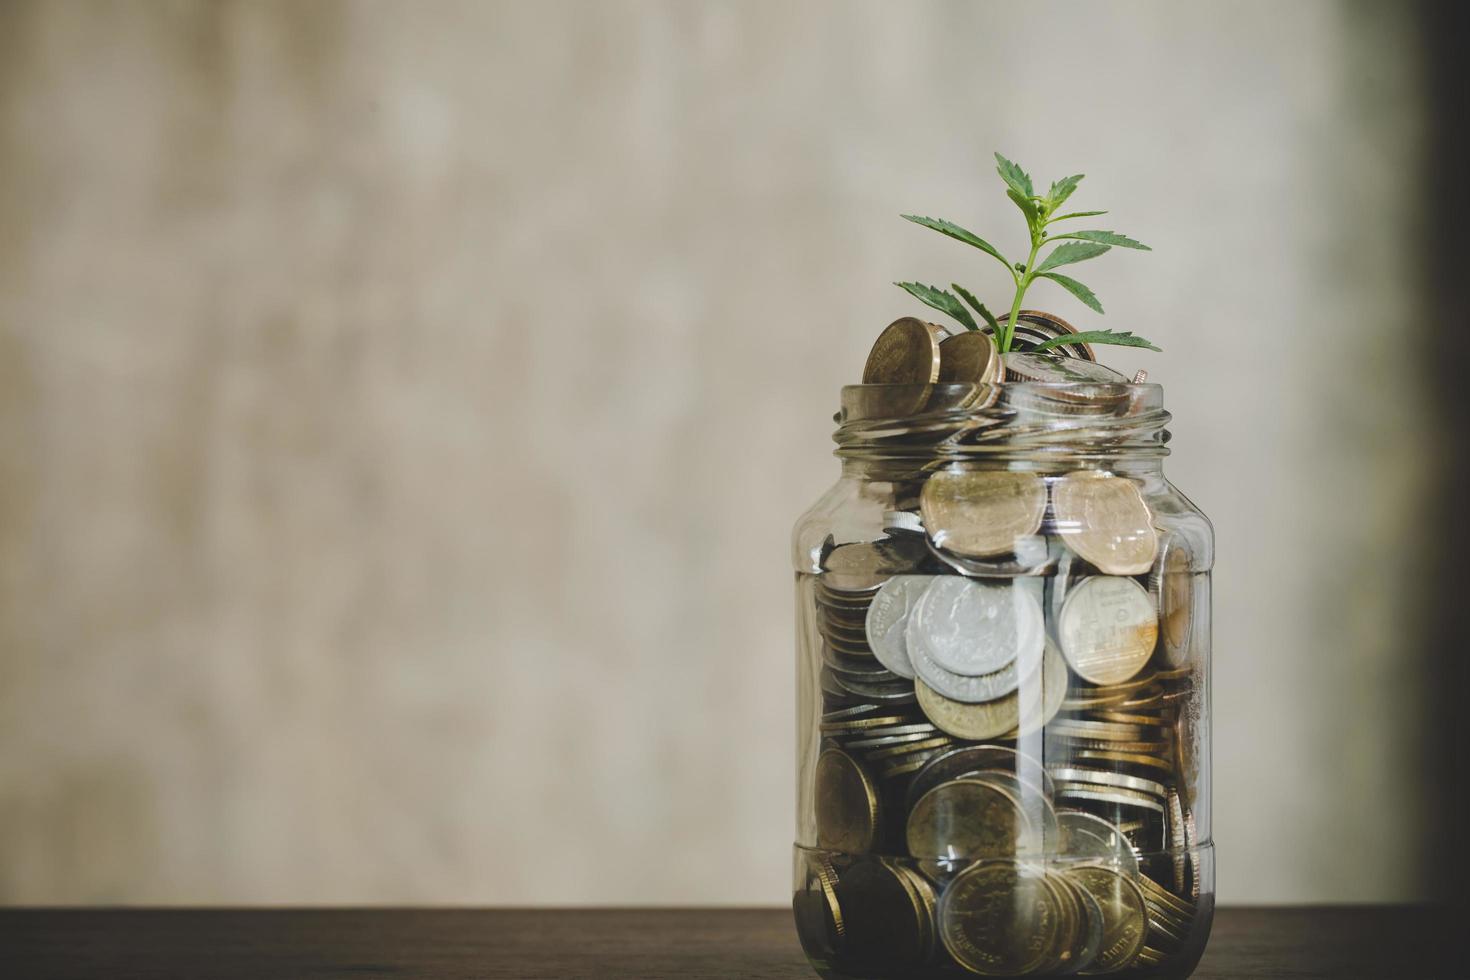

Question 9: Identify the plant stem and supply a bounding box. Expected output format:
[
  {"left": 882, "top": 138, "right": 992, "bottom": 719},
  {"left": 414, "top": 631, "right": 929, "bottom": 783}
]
[{"left": 1000, "top": 232, "right": 1043, "bottom": 353}]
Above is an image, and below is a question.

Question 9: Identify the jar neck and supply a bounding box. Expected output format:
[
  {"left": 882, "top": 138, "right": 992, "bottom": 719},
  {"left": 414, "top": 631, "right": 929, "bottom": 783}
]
[{"left": 832, "top": 382, "right": 1171, "bottom": 480}]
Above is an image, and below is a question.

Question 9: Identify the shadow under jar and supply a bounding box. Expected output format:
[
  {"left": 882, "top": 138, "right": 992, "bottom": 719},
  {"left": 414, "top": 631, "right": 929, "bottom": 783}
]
[{"left": 792, "top": 380, "right": 1213, "bottom": 979}]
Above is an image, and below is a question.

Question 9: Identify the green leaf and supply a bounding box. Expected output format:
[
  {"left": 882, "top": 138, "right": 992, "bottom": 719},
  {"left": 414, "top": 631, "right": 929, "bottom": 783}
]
[
  {"left": 1046, "top": 174, "right": 1084, "bottom": 210},
  {"left": 1032, "top": 329, "right": 1161, "bottom": 353},
  {"left": 894, "top": 281, "right": 978, "bottom": 331},
  {"left": 1047, "top": 230, "right": 1150, "bottom": 250},
  {"left": 1006, "top": 188, "right": 1041, "bottom": 226},
  {"left": 994, "top": 152, "right": 1034, "bottom": 198},
  {"left": 900, "top": 214, "right": 1010, "bottom": 268},
  {"left": 1033, "top": 241, "right": 1111, "bottom": 274},
  {"left": 1048, "top": 210, "right": 1108, "bottom": 222},
  {"left": 951, "top": 284, "right": 1001, "bottom": 333},
  {"left": 1037, "top": 272, "right": 1103, "bottom": 314}
]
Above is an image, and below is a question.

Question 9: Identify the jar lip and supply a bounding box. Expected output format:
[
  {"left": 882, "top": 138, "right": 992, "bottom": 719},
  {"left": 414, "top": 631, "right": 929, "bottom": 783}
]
[{"left": 832, "top": 382, "right": 1170, "bottom": 462}]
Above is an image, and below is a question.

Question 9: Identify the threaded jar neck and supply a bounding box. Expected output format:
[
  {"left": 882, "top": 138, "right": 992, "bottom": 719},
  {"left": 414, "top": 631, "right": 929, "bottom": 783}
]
[{"left": 833, "top": 382, "right": 1170, "bottom": 478}]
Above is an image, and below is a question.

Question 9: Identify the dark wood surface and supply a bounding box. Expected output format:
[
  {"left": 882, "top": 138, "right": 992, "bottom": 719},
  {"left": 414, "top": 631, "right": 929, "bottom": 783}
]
[{"left": 0, "top": 906, "right": 1450, "bottom": 979}]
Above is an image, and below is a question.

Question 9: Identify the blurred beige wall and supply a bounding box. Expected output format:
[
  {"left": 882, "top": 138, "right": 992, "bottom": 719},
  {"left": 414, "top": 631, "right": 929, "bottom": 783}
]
[{"left": 0, "top": 0, "right": 1430, "bottom": 904}]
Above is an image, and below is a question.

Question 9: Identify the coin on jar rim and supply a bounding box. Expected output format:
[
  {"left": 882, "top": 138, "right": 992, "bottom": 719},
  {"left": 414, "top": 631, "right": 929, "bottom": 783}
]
[
  {"left": 909, "top": 577, "right": 1044, "bottom": 677},
  {"left": 863, "top": 317, "right": 944, "bottom": 385},
  {"left": 1150, "top": 533, "right": 1195, "bottom": 668},
  {"left": 939, "top": 860, "right": 1062, "bottom": 976},
  {"left": 1004, "top": 351, "right": 1130, "bottom": 384},
  {"left": 1058, "top": 576, "right": 1159, "bottom": 686},
  {"left": 863, "top": 575, "right": 935, "bottom": 680},
  {"left": 920, "top": 470, "right": 1048, "bottom": 559},
  {"left": 1051, "top": 471, "right": 1159, "bottom": 575},
  {"left": 814, "top": 747, "right": 880, "bottom": 852},
  {"left": 1063, "top": 865, "right": 1148, "bottom": 972},
  {"left": 1006, "top": 310, "right": 1098, "bottom": 361},
  {"left": 937, "top": 330, "right": 1000, "bottom": 384}
]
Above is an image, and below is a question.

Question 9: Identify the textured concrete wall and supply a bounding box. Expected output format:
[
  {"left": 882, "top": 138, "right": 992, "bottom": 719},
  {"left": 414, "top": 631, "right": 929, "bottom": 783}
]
[{"left": 0, "top": 0, "right": 1430, "bottom": 903}]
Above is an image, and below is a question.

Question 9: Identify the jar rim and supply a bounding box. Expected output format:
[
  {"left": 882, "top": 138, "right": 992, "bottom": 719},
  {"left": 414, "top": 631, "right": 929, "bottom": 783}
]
[{"left": 833, "top": 382, "right": 1171, "bottom": 463}]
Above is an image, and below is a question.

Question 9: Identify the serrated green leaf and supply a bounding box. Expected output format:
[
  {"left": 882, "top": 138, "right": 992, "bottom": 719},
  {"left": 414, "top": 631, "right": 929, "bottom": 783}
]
[
  {"left": 994, "top": 152, "right": 1034, "bottom": 198},
  {"left": 951, "top": 284, "right": 1000, "bottom": 333},
  {"left": 1046, "top": 174, "right": 1084, "bottom": 210},
  {"left": 1033, "top": 241, "right": 1111, "bottom": 274},
  {"left": 893, "top": 281, "right": 977, "bottom": 330},
  {"left": 1037, "top": 272, "right": 1103, "bottom": 314},
  {"left": 1032, "top": 329, "right": 1161, "bottom": 353},
  {"left": 1048, "top": 210, "right": 1109, "bottom": 222},
  {"left": 1006, "top": 188, "right": 1041, "bottom": 226},
  {"left": 900, "top": 214, "right": 1010, "bottom": 268},
  {"left": 1047, "top": 230, "right": 1150, "bottom": 250}
]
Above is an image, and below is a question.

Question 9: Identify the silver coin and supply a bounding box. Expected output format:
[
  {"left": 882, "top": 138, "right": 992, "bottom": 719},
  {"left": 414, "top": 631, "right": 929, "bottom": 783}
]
[
  {"left": 1057, "top": 576, "right": 1158, "bottom": 686},
  {"left": 1056, "top": 810, "right": 1140, "bottom": 878},
  {"left": 1049, "top": 767, "right": 1167, "bottom": 799},
  {"left": 1055, "top": 785, "right": 1166, "bottom": 815},
  {"left": 882, "top": 509, "right": 925, "bottom": 536},
  {"left": 924, "top": 534, "right": 1055, "bottom": 578},
  {"left": 1149, "top": 534, "right": 1195, "bottom": 670},
  {"left": 1003, "top": 352, "right": 1130, "bottom": 384},
  {"left": 907, "top": 611, "right": 1043, "bottom": 703},
  {"left": 910, "top": 577, "right": 1044, "bottom": 677},
  {"left": 843, "top": 729, "right": 944, "bottom": 750},
  {"left": 863, "top": 575, "right": 934, "bottom": 680}
]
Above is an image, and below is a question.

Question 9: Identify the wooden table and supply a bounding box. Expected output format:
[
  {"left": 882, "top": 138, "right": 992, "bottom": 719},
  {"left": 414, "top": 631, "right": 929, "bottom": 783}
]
[{"left": 0, "top": 906, "right": 1449, "bottom": 978}]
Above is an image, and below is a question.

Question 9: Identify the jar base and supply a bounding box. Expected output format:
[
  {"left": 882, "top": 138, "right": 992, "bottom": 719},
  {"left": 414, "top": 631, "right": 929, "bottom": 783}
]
[{"left": 793, "top": 843, "right": 1215, "bottom": 979}]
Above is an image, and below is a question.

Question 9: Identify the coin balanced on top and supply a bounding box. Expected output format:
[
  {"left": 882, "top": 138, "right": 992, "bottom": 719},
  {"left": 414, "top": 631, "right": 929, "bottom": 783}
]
[{"left": 796, "top": 309, "right": 1205, "bottom": 979}]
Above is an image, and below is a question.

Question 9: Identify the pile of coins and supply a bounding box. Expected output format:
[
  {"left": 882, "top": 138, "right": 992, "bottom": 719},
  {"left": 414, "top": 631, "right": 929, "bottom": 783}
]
[{"left": 793, "top": 313, "right": 1209, "bottom": 977}]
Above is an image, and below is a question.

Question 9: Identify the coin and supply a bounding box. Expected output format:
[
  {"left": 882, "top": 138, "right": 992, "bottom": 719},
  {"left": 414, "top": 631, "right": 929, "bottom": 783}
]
[
  {"left": 937, "top": 330, "right": 1000, "bottom": 384},
  {"left": 882, "top": 509, "right": 925, "bottom": 536},
  {"left": 906, "top": 777, "right": 1029, "bottom": 860},
  {"left": 821, "top": 536, "right": 932, "bottom": 591},
  {"left": 1151, "top": 534, "right": 1195, "bottom": 668},
  {"left": 909, "top": 577, "right": 1044, "bottom": 677},
  {"left": 815, "top": 747, "right": 880, "bottom": 852},
  {"left": 1005, "top": 310, "right": 1098, "bottom": 361},
  {"left": 1056, "top": 785, "right": 1166, "bottom": 815},
  {"left": 914, "top": 680, "right": 1019, "bottom": 739},
  {"left": 906, "top": 744, "right": 1055, "bottom": 813},
  {"left": 832, "top": 859, "right": 930, "bottom": 968},
  {"left": 907, "top": 604, "right": 1044, "bottom": 705},
  {"left": 793, "top": 852, "right": 852, "bottom": 952},
  {"left": 1056, "top": 810, "right": 1140, "bottom": 877},
  {"left": 1074, "top": 748, "right": 1175, "bottom": 775},
  {"left": 1052, "top": 870, "right": 1104, "bottom": 973},
  {"left": 864, "top": 317, "right": 943, "bottom": 384},
  {"left": 1063, "top": 866, "right": 1147, "bottom": 972},
  {"left": 920, "top": 470, "right": 1048, "bottom": 558},
  {"left": 1058, "top": 576, "right": 1159, "bottom": 685},
  {"left": 863, "top": 575, "right": 934, "bottom": 680},
  {"left": 1004, "top": 351, "right": 1129, "bottom": 383},
  {"left": 1049, "top": 767, "right": 1168, "bottom": 799},
  {"left": 1051, "top": 472, "right": 1158, "bottom": 575},
  {"left": 939, "top": 860, "right": 1061, "bottom": 976}
]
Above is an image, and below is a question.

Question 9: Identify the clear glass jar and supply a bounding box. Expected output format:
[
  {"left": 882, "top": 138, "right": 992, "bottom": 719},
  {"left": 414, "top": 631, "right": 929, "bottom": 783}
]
[{"left": 792, "top": 379, "right": 1213, "bottom": 979}]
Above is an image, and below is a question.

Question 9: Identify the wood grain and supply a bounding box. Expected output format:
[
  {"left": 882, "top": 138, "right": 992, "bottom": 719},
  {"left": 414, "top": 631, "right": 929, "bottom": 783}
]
[{"left": 0, "top": 906, "right": 1451, "bottom": 979}]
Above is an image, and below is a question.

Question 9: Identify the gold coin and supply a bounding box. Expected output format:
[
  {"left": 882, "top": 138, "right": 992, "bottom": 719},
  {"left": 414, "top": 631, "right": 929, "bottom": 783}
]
[
  {"left": 1074, "top": 748, "right": 1176, "bottom": 774},
  {"left": 1063, "top": 865, "right": 1147, "bottom": 972},
  {"left": 815, "top": 747, "right": 880, "bottom": 852},
  {"left": 920, "top": 470, "right": 1047, "bottom": 558},
  {"left": 832, "top": 859, "right": 930, "bottom": 967},
  {"left": 1058, "top": 576, "right": 1159, "bottom": 686},
  {"left": 1052, "top": 471, "right": 1158, "bottom": 575},
  {"left": 937, "top": 330, "right": 999, "bottom": 384},
  {"left": 863, "top": 317, "right": 943, "bottom": 384},
  {"left": 939, "top": 860, "right": 1062, "bottom": 976},
  {"left": 916, "top": 679, "right": 1019, "bottom": 740},
  {"left": 906, "top": 777, "right": 1028, "bottom": 860}
]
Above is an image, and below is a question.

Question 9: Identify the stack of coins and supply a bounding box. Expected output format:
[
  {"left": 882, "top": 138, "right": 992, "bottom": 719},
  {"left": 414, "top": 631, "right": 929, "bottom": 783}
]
[{"left": 795, "top": 314, "right": 1207, "bottom": 978}]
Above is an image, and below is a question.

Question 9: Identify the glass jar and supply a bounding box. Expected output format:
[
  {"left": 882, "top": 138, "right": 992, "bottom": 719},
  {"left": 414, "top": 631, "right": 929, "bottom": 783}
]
[{"left": 791, "top": 379, "right": 1213, "bottom": 979}]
